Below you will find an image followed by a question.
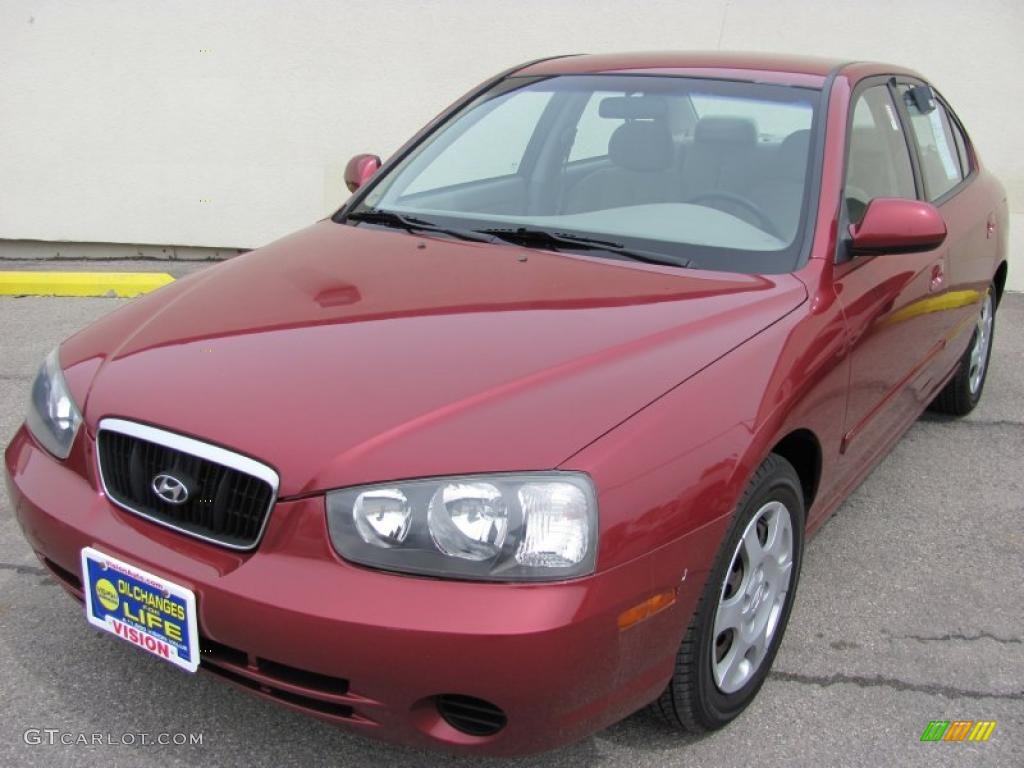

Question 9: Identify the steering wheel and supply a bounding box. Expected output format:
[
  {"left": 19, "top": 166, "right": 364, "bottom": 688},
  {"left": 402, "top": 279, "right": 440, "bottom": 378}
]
[{"left": 685, "top": 191, "right": 785, "bottom": 241}]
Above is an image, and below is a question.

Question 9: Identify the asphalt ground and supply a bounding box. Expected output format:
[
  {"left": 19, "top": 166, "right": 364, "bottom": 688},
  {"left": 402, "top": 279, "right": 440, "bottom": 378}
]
[{"left": 0, "top": 269, "right": 1021, "bottom": 767}]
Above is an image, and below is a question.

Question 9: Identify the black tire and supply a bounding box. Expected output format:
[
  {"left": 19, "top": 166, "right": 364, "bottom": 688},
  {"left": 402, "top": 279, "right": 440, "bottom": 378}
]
[
  {"left": 929, "top": 286, "right": 996, "bottom": 417},
  {"left": 651, "top": 453, "right": 805, "bottom": 731}
]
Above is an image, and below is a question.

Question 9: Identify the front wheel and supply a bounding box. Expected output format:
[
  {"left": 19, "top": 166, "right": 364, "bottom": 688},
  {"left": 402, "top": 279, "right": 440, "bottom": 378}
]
[
  {"left": 929, "top": 287, "right": 996, "bottom": 416},
  {"left": 652, "top": 454, "right": 805, "bottom": 731}
]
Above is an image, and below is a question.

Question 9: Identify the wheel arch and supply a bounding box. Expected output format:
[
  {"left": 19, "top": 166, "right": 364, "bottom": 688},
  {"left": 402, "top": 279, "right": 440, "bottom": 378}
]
[
  {"left": 768, "top": 428, "right": 823, "bottom": 514},
  {"left": 993, "top": 261, "right": 1008, "bottom": 307}
]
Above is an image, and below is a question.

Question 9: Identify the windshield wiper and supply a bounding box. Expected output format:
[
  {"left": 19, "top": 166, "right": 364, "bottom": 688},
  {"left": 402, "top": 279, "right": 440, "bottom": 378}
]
[
  {"left": 475, "top": 227, "right": 693, "bottom": 268},
  {"left": 346, "top": 209, "right": 496, "bottom": 243}
]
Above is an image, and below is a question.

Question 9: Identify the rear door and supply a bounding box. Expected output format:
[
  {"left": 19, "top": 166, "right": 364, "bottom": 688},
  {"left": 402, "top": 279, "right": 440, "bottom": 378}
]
[
  {"left": 834, "top": 79, "right": 950, "bottom": 465},
  {"left": 894, "top": 80, "right": 994, "bottom": 375}
]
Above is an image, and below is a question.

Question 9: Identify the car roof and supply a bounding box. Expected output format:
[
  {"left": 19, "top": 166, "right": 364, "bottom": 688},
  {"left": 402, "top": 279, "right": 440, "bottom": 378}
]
[{"left": 514, "top": 52, "right": 921, "bottom": 87}]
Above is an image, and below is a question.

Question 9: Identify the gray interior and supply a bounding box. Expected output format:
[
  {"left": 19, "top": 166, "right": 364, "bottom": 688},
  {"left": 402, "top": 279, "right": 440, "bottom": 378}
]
[
  {"left": 564, "top": 116, "right": 810, "bottom": 242},
  {"left": 397, "top": 117, "right": 812, "bottom": 244},
  {"left": 370, "top": 80, "right": 818, "bottom": 257}
]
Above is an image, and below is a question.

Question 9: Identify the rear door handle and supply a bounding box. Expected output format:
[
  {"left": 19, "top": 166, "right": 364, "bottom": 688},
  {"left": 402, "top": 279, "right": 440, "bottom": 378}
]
[{"left": 987, "top": 214, "right": 997, "bottom": 239}]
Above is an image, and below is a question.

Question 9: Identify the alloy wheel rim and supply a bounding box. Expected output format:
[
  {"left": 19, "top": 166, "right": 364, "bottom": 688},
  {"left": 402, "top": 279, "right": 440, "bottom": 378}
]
[
  {"left": 711, "top": 500, "right": 794, "bottom": 694},
  {"left": 968, "top": 294, "right": 994, "bottom": 395}
]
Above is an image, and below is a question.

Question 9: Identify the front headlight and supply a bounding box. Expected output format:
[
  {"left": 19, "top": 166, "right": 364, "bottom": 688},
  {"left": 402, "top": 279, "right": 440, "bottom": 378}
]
[
  {"left": 327, "top": 472, "right": 598, "bottom": 581},
  {"left": 25, "top": 348, "right": 83, "bottom": 460}
]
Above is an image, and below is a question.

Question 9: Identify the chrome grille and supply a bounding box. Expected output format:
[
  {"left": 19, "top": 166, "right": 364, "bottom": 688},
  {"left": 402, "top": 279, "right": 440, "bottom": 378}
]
[{"left": 96, "top": 419, "right": 278, "bottom": 550}]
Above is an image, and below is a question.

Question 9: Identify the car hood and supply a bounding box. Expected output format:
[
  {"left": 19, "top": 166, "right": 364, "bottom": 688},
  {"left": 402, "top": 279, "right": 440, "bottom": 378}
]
[{"left": 64, "top": 221, "right": 806, "bottom": 496}]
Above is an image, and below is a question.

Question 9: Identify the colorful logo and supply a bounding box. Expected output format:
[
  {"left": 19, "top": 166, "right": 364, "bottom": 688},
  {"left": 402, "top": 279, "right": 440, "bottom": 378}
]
[
  {"left": 921, "top": 720, "right": 997, "bottom": 742},
  {"left": 94, "top": 578, "right": 119, "bottom": 611}
]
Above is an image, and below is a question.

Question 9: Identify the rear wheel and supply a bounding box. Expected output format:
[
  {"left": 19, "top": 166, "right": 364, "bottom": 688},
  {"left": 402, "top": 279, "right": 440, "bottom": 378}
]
[
  {"left": 929, "top": 287, "right": 995, "bottom": 416},
  {"left": 652, "top": 454, "right": 805, "bottom": 731}
]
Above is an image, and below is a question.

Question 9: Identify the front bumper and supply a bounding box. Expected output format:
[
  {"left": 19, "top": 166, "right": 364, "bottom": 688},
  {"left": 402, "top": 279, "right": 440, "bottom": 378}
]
[{"left": 5, "top": 425, "right": 702, "bottom": 755}]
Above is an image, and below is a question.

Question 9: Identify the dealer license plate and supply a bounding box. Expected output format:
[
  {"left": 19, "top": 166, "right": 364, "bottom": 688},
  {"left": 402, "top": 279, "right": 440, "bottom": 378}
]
[{"left": 81, "top": 547, "right": 199, "bottom": 672}]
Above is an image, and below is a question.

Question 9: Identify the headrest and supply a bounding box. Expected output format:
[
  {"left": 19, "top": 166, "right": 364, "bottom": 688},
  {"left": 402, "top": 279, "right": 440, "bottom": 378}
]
[
  {"left": 850, "top": 126, "right": 885, "bottom": 153},
  {"left": 777, "top": 129, "right": 811, "bottom": 179},
  {"left": 608, "top": 120, "right": 673, "bottom": 172},
  {"left": 694, "top": 116, "right": 757, "bottom": 145},
  {"left": 599, "top": 96, "right": 668, "bottom": 120},
  {"left": 847, "top": 127, "right": 891, "bottom": 194}
]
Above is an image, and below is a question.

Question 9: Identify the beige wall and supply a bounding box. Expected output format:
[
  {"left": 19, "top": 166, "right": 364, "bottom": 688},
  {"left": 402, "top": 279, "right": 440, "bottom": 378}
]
[{"left": 1, "top": 0, "right": 1021, "bottom": 286}]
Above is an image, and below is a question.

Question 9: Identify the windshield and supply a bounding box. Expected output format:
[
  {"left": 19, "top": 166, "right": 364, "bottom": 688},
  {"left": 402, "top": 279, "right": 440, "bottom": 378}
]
[{"left": 351, "top": 74, "right": 821, "bottom": 273}]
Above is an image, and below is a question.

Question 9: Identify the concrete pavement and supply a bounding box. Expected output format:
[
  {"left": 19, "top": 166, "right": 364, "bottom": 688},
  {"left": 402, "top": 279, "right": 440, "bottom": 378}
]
[{"left": 0, "top": 277, "right": 1021, "bottom": 767}]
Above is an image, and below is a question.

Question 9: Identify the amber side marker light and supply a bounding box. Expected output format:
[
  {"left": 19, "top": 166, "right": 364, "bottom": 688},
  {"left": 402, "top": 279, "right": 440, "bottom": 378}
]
[{"left": 617, "top": 589, "right": 677, "bottom": 630}]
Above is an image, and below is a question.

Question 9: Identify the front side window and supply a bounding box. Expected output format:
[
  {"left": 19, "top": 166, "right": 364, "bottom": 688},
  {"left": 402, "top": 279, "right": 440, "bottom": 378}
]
[
  {"left": 843, "top": 85, "right": 916, "bottom": 224},
  {"left": 355, "top": 75, "right": 821, "bottom": 274},
  {"left": 898, "top": 84, "right": 965, "bottom": 201},
  {"left": 567, "top": 91, "right": 621, "bottom": 162}
]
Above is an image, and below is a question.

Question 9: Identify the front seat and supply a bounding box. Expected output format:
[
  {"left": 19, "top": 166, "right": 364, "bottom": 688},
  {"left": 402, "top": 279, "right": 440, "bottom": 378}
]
[
  {"left": 845, "top": 125, "right": 906, "bottom": 223},
  {"left": 564, "top": 119, "right": 679, "bottom": 213},
  {"left": 750, "top": 129, "right": 811, "bottom": 242},
  {"left": 681, "top": 115, "right": 759, "bottom": 201}
]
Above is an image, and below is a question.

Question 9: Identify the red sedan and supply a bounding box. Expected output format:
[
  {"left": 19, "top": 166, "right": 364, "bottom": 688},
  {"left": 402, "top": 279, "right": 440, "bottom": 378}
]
[{"left": 4, "top": 52, "right": 1007, "bottom": 755}]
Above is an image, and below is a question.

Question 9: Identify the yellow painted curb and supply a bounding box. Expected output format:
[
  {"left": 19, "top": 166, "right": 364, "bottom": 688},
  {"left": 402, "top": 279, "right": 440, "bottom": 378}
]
[{"left": 0, "top": 271, "right": 175, "bottom": 297}]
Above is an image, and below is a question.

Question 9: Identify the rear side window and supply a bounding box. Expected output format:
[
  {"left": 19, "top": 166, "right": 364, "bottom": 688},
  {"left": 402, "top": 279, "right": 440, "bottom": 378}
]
[
  {"left": 899, "top": 85, "right": 965, "bottom": 200},
  {"left": 947, "top": 108, "right": 972, "bottom": 178},
  {"left": 844, "top": 85, "right": 916, "bottom": 223}
]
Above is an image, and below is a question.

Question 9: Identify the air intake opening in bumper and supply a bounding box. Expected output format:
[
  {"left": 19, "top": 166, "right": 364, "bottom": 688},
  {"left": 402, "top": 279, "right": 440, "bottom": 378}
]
[{"left": 436, "top": 694, "right": 507, "bottom": 736}]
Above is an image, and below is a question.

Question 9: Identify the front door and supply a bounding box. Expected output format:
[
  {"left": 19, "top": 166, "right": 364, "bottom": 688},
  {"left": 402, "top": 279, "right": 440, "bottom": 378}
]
[{"left": 834, "top": 81, "right": 952, "bottom": 468}]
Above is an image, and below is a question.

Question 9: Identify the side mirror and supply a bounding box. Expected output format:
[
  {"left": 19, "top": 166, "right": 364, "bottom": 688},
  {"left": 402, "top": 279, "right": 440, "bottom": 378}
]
[
  {"left": 344, "top": 153, "right": 382, "bottom": 193},
  {"left": 849, "top": 198, "right": 947, "bottom": 255}
]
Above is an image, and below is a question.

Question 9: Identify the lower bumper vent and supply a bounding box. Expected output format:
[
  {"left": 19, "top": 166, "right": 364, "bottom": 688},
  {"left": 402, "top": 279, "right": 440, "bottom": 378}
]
[{"left": 436, "top": 694, "right": 507, "bottom": 736}]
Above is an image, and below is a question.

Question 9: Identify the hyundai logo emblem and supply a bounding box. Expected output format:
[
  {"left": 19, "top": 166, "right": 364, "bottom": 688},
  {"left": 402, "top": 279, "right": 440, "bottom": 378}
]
[{"left": 151, "top": 473, "right": 189, "bottom": 505}]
